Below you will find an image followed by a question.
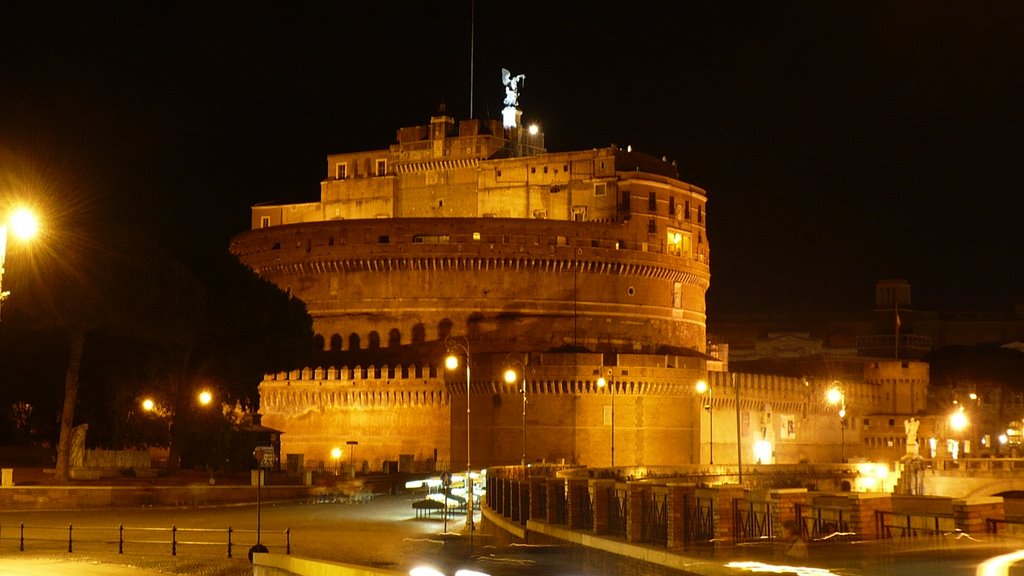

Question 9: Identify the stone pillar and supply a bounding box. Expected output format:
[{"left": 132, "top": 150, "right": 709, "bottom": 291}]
[
  {"left": 626, "top": 482, "right": 647, "bottom": 543},
  {"left": 566, "top": 478, "right": 590, "bottom": 529},
  {"left": 529, "top": 477, "right": 546, "bottom": 521},
  {"left": 708, "top": 484, "right": 745, "bottom": 545},
  {"left": 953, "top": 496, "right": 1004, "bottom": 535},
  {"left": 769, "top": 488, "right": 808, "bottom": 535},
  {"left": 590, "top": 479, "right": 616, "bottom": 535},
  {"left": 508, "top": 479, "right": 520, "bottom": 520},
  {"left": 846, "top": 492, "right": 892, "bottom": 540},
  {"left": 666, "top": 482, "right": 698, "bottom": 549}
]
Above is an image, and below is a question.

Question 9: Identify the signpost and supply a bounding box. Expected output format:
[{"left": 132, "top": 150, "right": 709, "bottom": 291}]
[{"left": 249, "top": 446, "right": 276, "bottom": 562}]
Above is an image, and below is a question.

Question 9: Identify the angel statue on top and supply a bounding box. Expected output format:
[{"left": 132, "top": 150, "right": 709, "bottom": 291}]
[{"left": 502, "top": 68, "right": 525, "bottom": 107}]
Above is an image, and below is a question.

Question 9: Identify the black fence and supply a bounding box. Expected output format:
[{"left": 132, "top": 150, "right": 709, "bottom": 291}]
[{"left": 0, "top": 522, "right": 290, "bottom": 558}]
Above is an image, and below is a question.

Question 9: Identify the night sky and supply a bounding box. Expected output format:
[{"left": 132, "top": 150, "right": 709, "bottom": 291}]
[{"left": 1, "top": 2, "right": 1021, "bottom": 316}]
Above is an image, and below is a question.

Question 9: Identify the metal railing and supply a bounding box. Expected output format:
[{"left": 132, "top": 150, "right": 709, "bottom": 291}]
[
  {"left": 686, "top": 494, "right": 715, "bottom": 544},
  {"left": 734, "top": 499, "right": 772, "bottom": 543},
  {"left": 876, "top": 510, "right": 955, "bottom": 539},
  {"left": 0, "top": 522, "right": 290, "bottom": 558},
  {"left": 640, "top": 488, "right": 668, "bottom": 546}
]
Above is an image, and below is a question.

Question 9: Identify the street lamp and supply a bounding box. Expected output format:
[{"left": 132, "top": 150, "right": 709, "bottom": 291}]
[
  {"left": 826, "top": 383, "right": 847, "bottom": 463},
  {"left": 596, "top": 368, "right": 615, "bottom": 467},
  {"left": 695, "top": 379, "right": 713, "bottom": 465},
  {"left": 503, "top": 353, "right": 528, "bottom": 470},
  {"left": 949, "top": 405, "right": 969, "bottom": 460},
  {"left": 444, "top": 335, "right": 473, "bottom": 534},
  {"left": 0, "top": 206, "right": 40, "bottom": 321}
]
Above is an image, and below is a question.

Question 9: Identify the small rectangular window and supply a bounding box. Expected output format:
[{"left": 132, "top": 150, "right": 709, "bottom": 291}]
[
  {"left": 472, "top": 232, "right": 481, "bottom": 240},
  {"left": 594, "top": 183, "right": 607, "bottom": 197},
  {"left": 496, "top": 169, "right": 502, "bottom": 178},
  {"left": 668, "top": 197, "right": 676, "bottom": 216},
  {"left": 531, "top": 167, "right": 536, "bottom": 174},
  {"left": 648, "top": 192, "right": 657, "bottom": 212},
  {"left": 543, "top": 166, "right": 549, "bottom": 174},
  {"left": 698, "top": 205, "right": 703, "bottom": 223},
  {"left": 376, "top": 159, "right": 387, "bottom": 176},
  {"left": 684, "top": 200, "right": 690, "bottom": 220},
  {"left": 533, "top": 210, "right": 547, "bottom": 219},
  {"left": 260, "top": 216, "right": 270, "bottom": 229},
  {"left": 336, "top": 163, "right": 348, "bottom": 180},
  {"left": 378, "top": 235, "right": 389, "bottom": 244}
]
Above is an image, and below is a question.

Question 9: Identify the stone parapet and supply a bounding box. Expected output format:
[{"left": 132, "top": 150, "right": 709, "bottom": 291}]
[{"left": 953, "top": 496, "right": 1004, "bottom": 535}]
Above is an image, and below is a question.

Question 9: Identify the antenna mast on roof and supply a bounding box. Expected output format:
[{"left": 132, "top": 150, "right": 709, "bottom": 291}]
[{"left": 469, "top": 0, "right": 475, "bottom": 118}]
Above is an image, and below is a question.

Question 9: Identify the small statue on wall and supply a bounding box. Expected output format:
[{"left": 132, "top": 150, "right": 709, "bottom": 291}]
[{"left": 904, "top": 417, "right": 920, "bottom": 457}]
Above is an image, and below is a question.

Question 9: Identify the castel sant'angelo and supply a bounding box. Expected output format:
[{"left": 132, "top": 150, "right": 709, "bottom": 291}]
[{"left": 230, "top": 73, "right": 927, "bottom": 474}]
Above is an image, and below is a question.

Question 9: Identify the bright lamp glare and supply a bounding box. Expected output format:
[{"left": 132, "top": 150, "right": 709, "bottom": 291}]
[
  {"left": 142, "top": 398, "right": 155, "bottom": 412},
  {"left": 695, "top": 380, "right": 708, "bottom": 394},
  {"left": 445, "top": 355, "right": 459, "bottom": 370},
  {"left": 826, "top": 388, "right": 843, "bottom": 405},
  {"left": 9, "top": 208, "right": 39, "bottom": 240},
  {"left": 410, "top": 567, "right": 446, "bottom": 576},
  {"left": 198, "top": 390, "right": 213, "bottom": 405},
  {"left": 503, "top": 368, "right": 517, "bottom": 384}
]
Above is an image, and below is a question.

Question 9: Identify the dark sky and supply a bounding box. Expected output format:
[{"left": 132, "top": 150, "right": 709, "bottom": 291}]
[{"left": 1, "top": 2, "right": 1021, "bottom": 316}]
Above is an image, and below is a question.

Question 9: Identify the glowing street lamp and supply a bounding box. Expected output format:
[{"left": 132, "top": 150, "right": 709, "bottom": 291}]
[
  {"left": 826, "top": 383, "right": 847, "bottom": 463},
  {"left": 596, "top": 369, "right": 615, "bottom": 467},
  {"left": 444, "top": 335, "right": 474, "bottom": 535},
  {"left": 695, "top": 379, "right": 713, "bottom": 465},
  {"left": 198, "top": 389, "right": 213, "bottom": 406},
  {"left": 0, "top": 206, "right": 40, "bottom": 321},
  {"left": 503, "top": 353, "right": 528, "bottom": 469}
]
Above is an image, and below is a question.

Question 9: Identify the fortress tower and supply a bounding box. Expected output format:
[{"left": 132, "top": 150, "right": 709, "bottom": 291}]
[{"left": 230, "top": 111, "right": 714, "bottom": 471}]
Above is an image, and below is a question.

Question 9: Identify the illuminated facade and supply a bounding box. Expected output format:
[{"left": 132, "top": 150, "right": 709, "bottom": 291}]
[{"left": 231, "top": 113, "right": 928, "bottom": 474}]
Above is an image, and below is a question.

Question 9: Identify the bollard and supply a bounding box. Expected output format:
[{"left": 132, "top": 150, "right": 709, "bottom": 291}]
[
  {"left": 286, "top": 528, "right": 291, "bottom": 555},
  {"left": 119, "top": 524, "right": 124, "bottom": 554},
  {"left": 68, "top": 524, "right": 73, "bottom": 553},
  {"left": 227, "top": 527, "right": 233, "bottom": 558},
  {"left": 20, "top": 522, "right": 25, "bottom": 552},
  {"left": 171, "top": 525, "right": 177, "bottom": 556}
]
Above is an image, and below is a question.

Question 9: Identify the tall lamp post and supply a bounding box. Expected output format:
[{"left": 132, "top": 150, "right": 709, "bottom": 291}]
[
  {"left": 444, "top": 336, "right": 473, "bottom": 534},
  {"left": 695, "top": 379, "right": 713, "bottom": 465},
  {"left": 503, "top": 353, "right": 528, "bottom": 470},
  {"left": 826, "top": 383, "right": 847, "bottom": 463},
  {"left": 596, "top": 368, "right": 615, "bottom": 467},
  {"left": 0, "top": 207, "right": 40, "bottom": 322}
]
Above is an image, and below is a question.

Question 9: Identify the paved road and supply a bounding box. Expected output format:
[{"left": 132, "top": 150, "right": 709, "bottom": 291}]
[
  {"left": 0, "top": 493, "right": 699, "bottom": 575},
  {"left": 2, "top": 494, "right": 1023, "bottom": 575}
]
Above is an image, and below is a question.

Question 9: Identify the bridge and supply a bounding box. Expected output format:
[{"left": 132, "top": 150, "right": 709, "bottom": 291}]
[{"left": 917, "top": 457, "right": 1024, "bottom": 499}]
